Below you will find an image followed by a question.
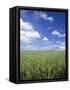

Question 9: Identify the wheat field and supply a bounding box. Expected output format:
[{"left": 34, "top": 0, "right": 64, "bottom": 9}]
[{"left": 20, "top": 50, "right": 66, "bottom": 80}]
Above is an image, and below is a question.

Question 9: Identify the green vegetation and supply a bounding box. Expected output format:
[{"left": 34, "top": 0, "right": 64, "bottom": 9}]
[{"left": 20, "top": 50, "right": 66, "bottom": 80}]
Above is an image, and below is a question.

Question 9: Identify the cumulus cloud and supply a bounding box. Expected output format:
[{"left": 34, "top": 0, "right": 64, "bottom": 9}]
[
  {"left": 22, "top": 45, "right": 39, "bottom": 50},
  {"left": 20, "top": 19, "right": 65, "bottom": 51},
  {"left": 40, "top": 40, "right": 65, "bottom": 51},
  {"left": 21, "top": 30, "right": 40, "bottom": 38},
  {"left": 21, "top": 35, "right": 30, "bottom": 43},
  {"left": 59, "top": 42, "right": 65, "bottom": 50},
  {"left": 40, "top": 12, "right": 53, "bottom": 22},
  {"left": 20, "top": 18, "right": 33, "bottom": 30},
  {"left": 34, "top": 11, "right": 54, "bottom": 22},
  {"left": 52, "top": 31, "right": 60, "bottom": 36},
  {"left": 43, "top": 37, "right": 48, "bottom": 41},
  {"left": 52, "top": 41, "right": 65, "bottom": 50},
  {"left": 56, "top": 41, "right": 61, "bottom": 44},
  {"left": 60, "top": 34, "right": 65, "bottom": 37},
  {"left": 20, "top": 18, "right": 41, "bottom": 43},
  {"left": 52, "top": 30, "right": 65, "bottom": 37}
]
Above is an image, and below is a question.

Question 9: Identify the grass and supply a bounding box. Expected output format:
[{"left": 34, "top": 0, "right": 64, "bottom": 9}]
[{"left": 20, "top": 50, "right": 66, "bottom": 80}]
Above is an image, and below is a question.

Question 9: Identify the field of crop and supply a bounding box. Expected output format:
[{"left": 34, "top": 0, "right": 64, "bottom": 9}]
[{"left": 20, "top": 50, "right": 66, "bottom": 80}]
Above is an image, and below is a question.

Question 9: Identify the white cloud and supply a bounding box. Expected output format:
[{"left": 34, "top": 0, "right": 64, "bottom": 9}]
[
  {"left": 20, "top": 18, "right": 33, "bottom": 30},
  {"left": 59, "top": 33, "right": 65, "bottom": 37},
  {"left": 59, "top": 42, "right": 65, "bottom": 50},
  {"left": 47, "top": 17, "right": 53, "bottom": 22},
  {"left": 56, "top": 41, "right": 61, "bottom": 44},
  {"left": 34, "top": 11, "right": 54, "bottom": 22},
  {"left": 22, "top": 45, "right": 39, "bottom": 50},
  {"left": 20, "top": 35, "right": 30, "bottom": 43},
  {"left": 43, "top": 37, "right": 48, "bottom": 41},
  {"left": 40, "top": 12, "right": 48, "bottom": 20},
  {"left": 20, "top": 19, "right": 65, "bottom": 51},
  {"left": 20, "top": 18, "right": 41, "bottom": 43},
  {"left": 40, "top": 12, "right": 54, "bottom": 22},
  {"left": 40, "top": 40, "right": 65, "bottom": 51},
  {"left": 52, "top": 41, "right": 65, "bottom": 50},
  {"left": 52, "top": 30, "right": 65, "bottom": 37},
  {"left": 52, "top": 31, "right": 60, "bottom": 36},
  {"left": 20, "top": 30, "right": 40, "bottom": 38}
]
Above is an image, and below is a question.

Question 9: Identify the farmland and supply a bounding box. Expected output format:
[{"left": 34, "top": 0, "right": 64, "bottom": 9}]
[{"left": 20, "top": 50, "right": 66, "bottom": 80}]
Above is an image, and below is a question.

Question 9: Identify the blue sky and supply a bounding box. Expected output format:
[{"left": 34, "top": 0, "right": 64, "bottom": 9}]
[{"left": 20, "top": 10, "right": 65, "bottom": 50}]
